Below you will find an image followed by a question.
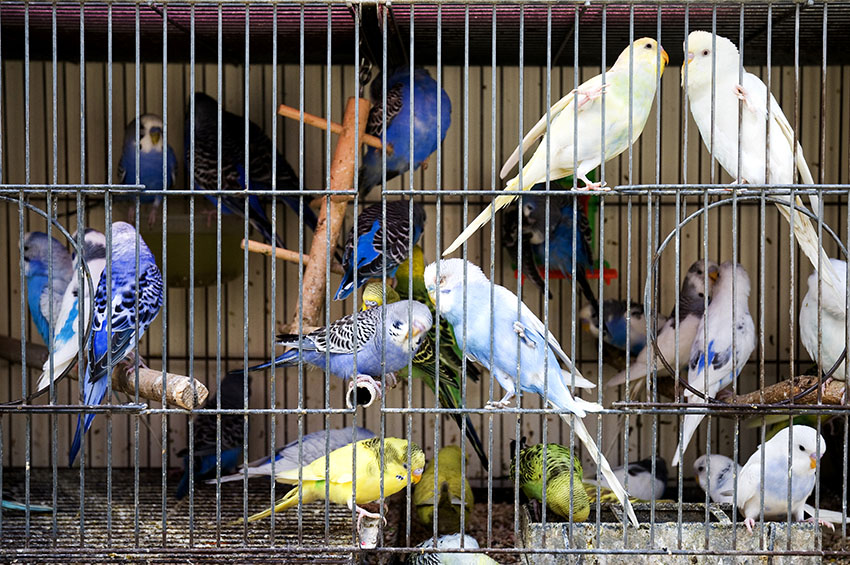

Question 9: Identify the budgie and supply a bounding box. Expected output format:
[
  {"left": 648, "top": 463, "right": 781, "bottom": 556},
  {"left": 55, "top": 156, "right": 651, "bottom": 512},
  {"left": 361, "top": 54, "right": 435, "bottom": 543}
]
[
  {"left": 608, "top": 259, "right": 719, "bottom": 389},
  {"left": 693, "top": 453, "right": 740, "bottom": 504},
  {"left": 176, "top": 371, "right": 250, "bottom": 499},
  {"left": 580, "top": 299, "right": 663, "bottom": 358},
  {"left": 426, "top": 259, "right": 638, "bottom": 527},
  {"left": 585, "top": 457, "right": 668, "bottom": 502},
  {"left": 35, "top": 228, "right": 107, "bottom": 397},
  {"left": 185, "top": 92, "right": 317, "bottom": 245},
  {"left": 240, "top": 437, "right": 425, "bottom": 525},
  {"left": 510, "top": 440, "right": 590, "bottom": 523},
  {"left": 217, "top": 426, "right": 374, "bottom": 483},
  {"left": 335, "top": 199, "right": 426, "bottom": 301},
  {"left": 444, "top": 38, "right": 668, "bottom": 255},
  {"left": 672, "top": 262, "right": 755, "bottom": 467},
  {"left": 234, "top": 300, "right": 432, "bottom": 406},
  {"left": 117, "top": 114, "right": 178, "bottom": 226},
  {"left": 407, "top": 534, "right": 499, "bottom": 565},
  {"left": 799, "top": 258, "right": 847, "bottom": 382},
  {"left": 359, "top": 68, "right": 452, "bottom": 195},
  {"left": 22, "top": 231, "right": 74, "bottom": 345},
  {"left": 69, "top": 222, "right": 164, "bottom": 466},
  {"left": 413, "top": 445, "right": 474, "bottom": 534},
  {"left": 683, "top": 31, "right": 842, "bottom": 315},
  {"left": 363, "top": 247, "right": 489, "bottom": 470}
]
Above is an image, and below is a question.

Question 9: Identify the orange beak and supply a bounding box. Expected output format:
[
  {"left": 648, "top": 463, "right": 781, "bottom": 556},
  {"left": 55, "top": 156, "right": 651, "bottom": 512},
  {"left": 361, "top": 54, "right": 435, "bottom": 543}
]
[
  {"left": 810, "top": 454, "right": 818, "bottom": 470},
  {"left": 661, "top": 48, "right": 670, "bottom": 68},
  {"left": 411, "top": 467, "right": 424, "bottom": 484}
]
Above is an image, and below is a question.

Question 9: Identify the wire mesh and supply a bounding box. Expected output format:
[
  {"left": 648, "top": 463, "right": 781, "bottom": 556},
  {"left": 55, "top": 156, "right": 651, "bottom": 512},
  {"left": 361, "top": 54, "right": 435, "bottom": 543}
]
[{"left": 0, "top": 0, "right": 849, "bottom": 562}]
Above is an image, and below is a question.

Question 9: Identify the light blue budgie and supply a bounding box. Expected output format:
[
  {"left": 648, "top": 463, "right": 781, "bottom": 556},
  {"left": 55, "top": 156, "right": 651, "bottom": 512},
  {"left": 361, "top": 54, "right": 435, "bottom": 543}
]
[
  {"left": 424, "top": 258, "right": 638, "bottom": 527},
  {"left": 359, "top": 68, "right": 452, "bottom": 195},
  {"left": 23, "top": 232, "right": 74, "bottom": 345},
  {"left": 69, "top": 222, "right": 164, "bottom": 466},
  {"left": 233, "top": 300, "right": 432, "bottom": 406},
  {"left": 334, "top": 199, "right": 426, "bottom": 301},
  {"left": 117, "top": 114, "right": 178, "bottom": 225},
  {"left": 35, "top": 228, "right": 107, "bottom": 396},
  {"left": 216, "top": 426, "right": 375, "bottom": 483},
  {"left": 799, "top": 258, "right": 847, "bottom": 385},
  {"left": 672, "top": 262, "right": 756, "bottom": 467}
]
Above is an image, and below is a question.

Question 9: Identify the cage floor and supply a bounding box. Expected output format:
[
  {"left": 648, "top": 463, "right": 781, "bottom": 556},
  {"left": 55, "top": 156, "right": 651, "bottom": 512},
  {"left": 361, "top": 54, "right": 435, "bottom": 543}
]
[{"left": 0, "top": 468, "right": 365, "bottom": 563}]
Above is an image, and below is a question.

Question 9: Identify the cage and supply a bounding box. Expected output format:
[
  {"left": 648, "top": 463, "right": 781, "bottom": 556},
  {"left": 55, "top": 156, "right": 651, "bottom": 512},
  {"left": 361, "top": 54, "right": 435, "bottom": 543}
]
[{"left": 0, "top": 0, "right": 849, "bottom": 562}]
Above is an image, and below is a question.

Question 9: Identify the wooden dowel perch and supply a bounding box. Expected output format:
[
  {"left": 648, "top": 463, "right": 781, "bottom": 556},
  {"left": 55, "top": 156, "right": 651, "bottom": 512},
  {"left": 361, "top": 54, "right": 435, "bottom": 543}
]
[
  {"left": 0, "top": 335, "right": 208, "bottom": 410},
  {"left": 241, "top": 238, "right": 345, "bottom": 275},
  {"left": 288, "top": 97, "right": 370, "bottom": 330},
  {"left": 278, "top": 103, "right": 383, "bottom": 150}
]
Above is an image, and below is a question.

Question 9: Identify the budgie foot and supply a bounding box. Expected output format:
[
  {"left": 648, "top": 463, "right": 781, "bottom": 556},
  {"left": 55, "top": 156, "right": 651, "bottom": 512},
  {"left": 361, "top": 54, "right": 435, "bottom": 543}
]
[
  {"left": 577, "top": 83, "right": 608, "bottom": 109},
  {"left": 512, "top": 321, "right": 536, "bottom": 348},
  {"left": 577, "top": 174, "right": 610, "bottom": 192},
  {"left": 743, "top": 517, "right": 757, "bottom": 533},
  {"left": 733, "top": 84, "right": 754, "bottom": 112},
  {"left": 146, "top": 205, "right": 160, "bottom": 229},
  {"left": 485, "top": 392, "right": 515, "bottom": 410},
  {"left": 355, "top": 504, "right": 386, "bottom": 529},
  {"left": 346, "top": 374, "right": 382, "bottom": 408},
  {"left": 806, "top": 516, "right": 836, "bottom": 531}
]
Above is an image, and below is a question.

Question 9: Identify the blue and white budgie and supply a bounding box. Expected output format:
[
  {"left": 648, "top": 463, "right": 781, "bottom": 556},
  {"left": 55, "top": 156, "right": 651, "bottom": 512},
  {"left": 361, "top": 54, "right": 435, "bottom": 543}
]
[
  {"left": 69, "top": 222, "right": 164, "bottom": 466},
  {"left": 799, "top": 258, "right": 847, "bottom": 383},
  {"left": 176, "top": 371, "right": 250, "bottom": 499},
  {"left": 694, "top": 453, "right": 740, "bottom": 504},
  {"left": 608, "top": 260, "right": 719, "bottom": 389},
  {"left": 683, "top": 31, "right": 842, "bottom": 307},
  {"left": 23, "top": 232, "right": 74, "bottom": 346},
  {"left": 185, "top": 92, "right": 317, "bottom": 245},
  {"left": 234, "top": 300, "right": 432, "bottom": 406},
  {"left": 117, "top": 114, "right": 178, "bottom": 226},
  {"left": 580, "top": 299, "right": 662, "bottom": 358},
  {"left": 335, "top": 199, "right": 426, "bottom": 301},
  {"left": 671, "top": 262, "right": 755, "bottom": 468},
  {"left": 444, "top": 38, "right": 668, "bottom": 255},
  {"left": 216, "top": 426, "right": 374, "bottom": 483},
  {"left": 407, "top": 534, "right": 498, "bottom": 565},
  {"left": 35, "top": 228, "right": 107, "bottom": 396},
  {"left": 424, "top": 258, "right": 638, "bottom": 527},
  {"left": 359, "top": 68, "right": 452, "bottom": 195}
]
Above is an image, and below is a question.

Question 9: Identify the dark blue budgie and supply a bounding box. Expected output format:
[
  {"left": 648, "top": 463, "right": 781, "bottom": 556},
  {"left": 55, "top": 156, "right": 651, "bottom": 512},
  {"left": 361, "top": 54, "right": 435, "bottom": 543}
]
[
  {"left": 22, "top": 232, "right": 74, "bottom": 345},
  {"left": 334, "top": 199, "right": 426, "bottom": 301},
  {"left": 176, "top": 371, "right": 250, "bottom": 499},
  {"left": 580, "top": 299, "right": 661, "bottom": 358},
  {"left": 359, "top": 68, "right": 452, "bottom": 195},
  {"left": 69, "top": 222, "right": 164, "bottom": 466},
  {"left": 184, "top": 92, "right": 317, "bottom": 245},
  {"left": 117, "top": 114, "right": 178, "bottom": 225}
]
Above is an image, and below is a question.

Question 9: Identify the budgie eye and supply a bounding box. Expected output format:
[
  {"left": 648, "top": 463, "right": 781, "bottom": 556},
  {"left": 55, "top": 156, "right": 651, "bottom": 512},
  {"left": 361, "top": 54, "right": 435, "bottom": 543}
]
[
  {"left": 644, "top": 43, "right": 652, "bottom": 50},
  {"left": 798, "top": 445, "right": 806, "bottom": 452},
  {"left": 702, "top": 49, "right": 710, "bottom": 57}
]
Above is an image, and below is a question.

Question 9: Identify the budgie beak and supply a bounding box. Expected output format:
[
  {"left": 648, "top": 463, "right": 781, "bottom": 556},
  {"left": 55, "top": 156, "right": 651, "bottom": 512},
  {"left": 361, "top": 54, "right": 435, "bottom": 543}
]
[
  {"left": 411, "top": 467, "right": 424, "bottom": 484},
  {"left": 708, "top": 269, "right": 719, "bottom": 283},
  {"left": 408, "top": 320, "right": 428, "bottom": 341},
  {"left": 427, "top": 288, "right": 436, "bottom": 305},
  {"left": 810, "top": 454, "right": 818, "bottom": 469},
  {"left": 661, "top": 48, "right": 669, "bottom": 68},
  {"left": 149, "top": 130, "right": 161, "bottom": 146}
]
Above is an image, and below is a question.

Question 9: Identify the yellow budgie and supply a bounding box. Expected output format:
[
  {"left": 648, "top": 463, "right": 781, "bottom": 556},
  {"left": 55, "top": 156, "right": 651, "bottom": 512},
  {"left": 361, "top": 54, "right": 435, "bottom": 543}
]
[
  {"left": 361, "top": 280, "right": 401, "bottom": 311},
  {"left": 240, "top": 437, "right": 425, "bottom": 525},
  {"left": 413, "top": 445, "right": 475, "bottom": 534},
  {"left": 444, "top": 38, "right": 668, "bottom": 255}
]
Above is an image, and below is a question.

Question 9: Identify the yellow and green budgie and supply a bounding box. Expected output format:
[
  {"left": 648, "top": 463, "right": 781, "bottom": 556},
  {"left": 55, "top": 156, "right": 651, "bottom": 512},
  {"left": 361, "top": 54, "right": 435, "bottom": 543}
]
[
  {"left": 413, "top": 445, "right": 475, "bottom": 534},
  {"left": 361, "top": 246, "right": 489, "bottom": 470},
  {"left": 510, "top": 440, "right": 590, "bottom": 522},
  {"left": 240, "top": 437, "right": 425, "bottom": 524}
]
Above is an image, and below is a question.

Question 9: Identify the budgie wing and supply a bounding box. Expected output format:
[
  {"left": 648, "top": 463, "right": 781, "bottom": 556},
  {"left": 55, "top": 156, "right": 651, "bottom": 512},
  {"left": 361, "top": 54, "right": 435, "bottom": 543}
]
[
  {"left": 279, "top": 308, "right": 381, "bottom": 354},
  {"left": 366, "top": 82, "right": 405, "bottom": 138}
]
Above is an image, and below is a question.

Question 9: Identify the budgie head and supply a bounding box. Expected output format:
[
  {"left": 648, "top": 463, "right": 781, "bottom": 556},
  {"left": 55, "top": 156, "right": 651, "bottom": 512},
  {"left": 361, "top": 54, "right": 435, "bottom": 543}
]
[
  {"left": 71, "top": 228, "right": 107, "bottom": 265},
  {"left": 693, "top": 453, "right": 738, "bottom": 503},
  {"left": 126, "top": 114, "right": 167, "bottom": 154},
  {"left": 360, "top": 281, "right": 401, "bottom": 311},
  {"left": 767, "top": 426, "right": 825, "bottom": 478},
  {"left": 682, "top": 31, "right": 739, "bottom": 90},
  {"left": 383, "top": 300, "right": 433, "bottom": 354},
  {"left": 521, "top": 192, "right": 569, "bottom": 244},
  {"left": 23, "top": 232, "right": 72, "bottom": 279},
  {"left": 680, "top": 259, "right": 720, "bottom": 314},
  {"left": 713, "top": 261, "right": 752, "bottom": 300},
  {"left": 364, "top": 437, "right": 426, "bottom": 486},
  {"left": 611, "top": 37, "right": 669, "bottom": 82},
  {"left": 423, "top": 258, "right": 488, "bottom": 316}
]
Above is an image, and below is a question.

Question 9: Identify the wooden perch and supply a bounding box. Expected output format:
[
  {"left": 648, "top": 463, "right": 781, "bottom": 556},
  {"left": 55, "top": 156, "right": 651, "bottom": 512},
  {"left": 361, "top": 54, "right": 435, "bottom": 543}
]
[
  {"left": 0, "top": 335, "right": 208, "bottom": 410},
  {"left": 288, "top": 97, "right": 370, "bottom": 330},
  {"left": 241, "top": 238, "right": 345, "bottom": 275},
  {"left": 728, "top": 376, "right": 846, "bottom": 406},
  {"left": 278, "top": 103, "right": 383, "bottom": 150}
]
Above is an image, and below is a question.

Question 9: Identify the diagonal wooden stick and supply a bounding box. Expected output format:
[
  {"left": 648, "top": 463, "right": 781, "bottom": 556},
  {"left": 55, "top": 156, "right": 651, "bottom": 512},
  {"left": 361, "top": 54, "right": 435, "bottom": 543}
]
[
  {"left": 278, "top": 103, "right": 383, "bottom": 150},
  {"left": 240, "top": 239, "right": 345, "bottom": 275}
]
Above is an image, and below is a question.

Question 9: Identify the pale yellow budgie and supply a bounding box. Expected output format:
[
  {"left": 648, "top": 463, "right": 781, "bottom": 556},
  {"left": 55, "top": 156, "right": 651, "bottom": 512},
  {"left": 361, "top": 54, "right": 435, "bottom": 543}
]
[
  {"left": 443, "top": 38, "right": 668, "bottom": 255},
  {"left": 682, "top": 31, "right": 841, "bottom": 303},
  {"left": 239, "top": 437, "right": 425, "bottom": 525},
  {"left": 413, "top": 445, "right": 475, "bottom": 534}
]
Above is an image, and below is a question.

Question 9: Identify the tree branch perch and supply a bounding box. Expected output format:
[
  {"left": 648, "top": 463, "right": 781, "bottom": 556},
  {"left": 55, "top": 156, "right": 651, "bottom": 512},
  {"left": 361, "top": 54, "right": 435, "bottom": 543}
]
[{"left": 0, "top": 335, "right": 208, "bottom": 410}]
